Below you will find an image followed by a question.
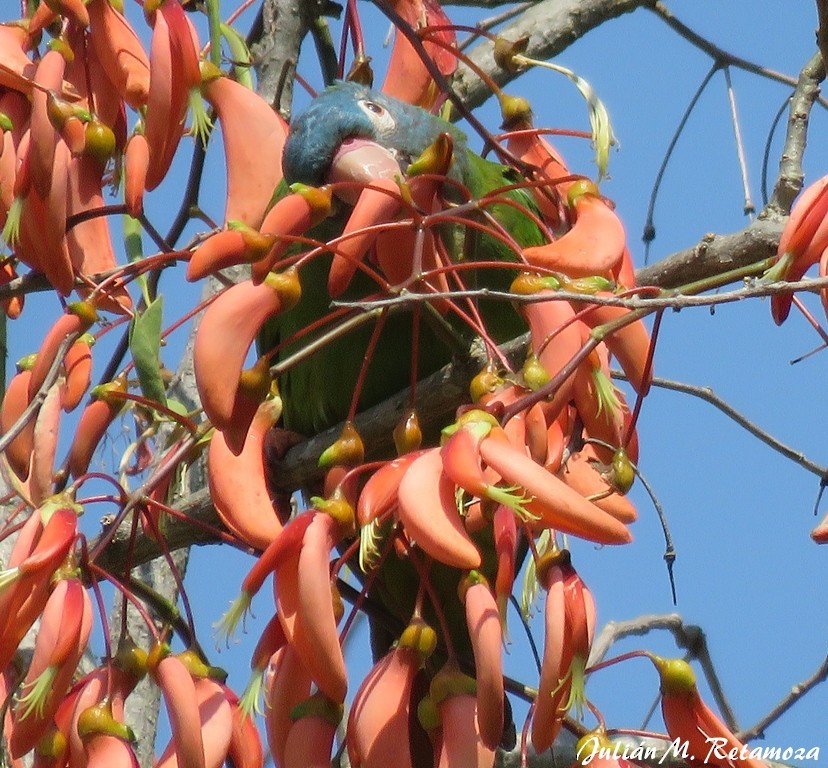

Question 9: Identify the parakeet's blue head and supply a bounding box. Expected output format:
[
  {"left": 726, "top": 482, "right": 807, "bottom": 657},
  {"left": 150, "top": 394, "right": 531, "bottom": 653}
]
[{"left": 282, "top": 81, "right": 468, "bottom": 187}]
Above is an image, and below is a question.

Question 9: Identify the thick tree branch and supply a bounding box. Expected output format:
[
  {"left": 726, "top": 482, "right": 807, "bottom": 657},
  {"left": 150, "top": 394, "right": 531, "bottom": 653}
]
[
  {"left": 636, "top": 217, "right": 782, "bottom": 289},
  {"left": 250, "top": 0, "right": 327, "bottom": 118},
  {"left": 451, "top": 0, "right": 656, "bottom": 111},
  {"left": 769, "top": 51, "right": 826, "bottom": 212}
]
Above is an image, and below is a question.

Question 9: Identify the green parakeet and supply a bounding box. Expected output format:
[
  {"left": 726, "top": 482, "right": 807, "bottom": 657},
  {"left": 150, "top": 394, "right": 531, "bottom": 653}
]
[
  {"left": 259, "top": 84, "right": 545, "bottom": 752},
  {"left": 258, "top": 80, "right": 546, "bottom": 438}
]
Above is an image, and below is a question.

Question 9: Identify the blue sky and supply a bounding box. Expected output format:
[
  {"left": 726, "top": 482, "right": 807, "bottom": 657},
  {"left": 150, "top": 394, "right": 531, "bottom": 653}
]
[{"left": 5, "top": 0, "right": 828, "bottom": 762}]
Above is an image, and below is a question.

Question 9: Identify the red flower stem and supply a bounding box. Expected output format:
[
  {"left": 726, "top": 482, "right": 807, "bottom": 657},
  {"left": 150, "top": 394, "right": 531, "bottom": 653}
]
[
  {"left": 101, "top": 390, "right": 200, "bottom": 435},
  {"left": 0, "top": 507, "right": 30, "bottom": 541},
  {"left": 71, "top": 471, "right": 128, "bottom": 501},
  {"left": 142, "top": 495, "right": 244, "bottom": 549},
  {"left": 80, "top": 536, "right": 112, "bottom": 661},
  {"left": 403, "top": 545, "right": 457, "bottom": 660},
  {"left": 346, "top": 0, "right": 365, "bottom": 57},
  {"left": 138, "top": 509, "right": 200, "bottom": 646},
  {"left": 495, "top": 127, "right": 594, "bottom": 144},
  {"left": 585, "top": 649, "right": 652, "bottom": 675},
  {"left": 623, "top": 307, "right": 663, "bottom": 445},
  {"left": 348, "top": 308, "right": 389, "bottom": 423},
  {"left": 791, "top": 294, "right": 828, "bottom": 345},
  {"left": 87, "top": 561, "right": 161, "bottom": 644},
  {"left": 221, "top": 0, "right": 258, "bottom": 28},
  {"left": 520, "top": 697, "right": 537, "bottom": 768},
  {"left": 119, "top": 510, "right": 142, "bottom": 639},
  {"left": 502, "top": 335, "right": 600, "bottom": 425},
  {"left": 87, "top": 435, "right": 198, "bottom": 561},
  {"left": 418, "top": 31, "right": 504, "bottom": 100},
  {"left": 336, "top": 460, "right": 390, "bottom": 489},
  {"left": 93, "top": 314, "right": 131, "bottom": 342}
]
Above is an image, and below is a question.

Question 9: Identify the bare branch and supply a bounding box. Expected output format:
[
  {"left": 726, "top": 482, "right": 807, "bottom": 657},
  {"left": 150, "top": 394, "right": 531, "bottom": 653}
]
[
  {"left": 589, "top": 614, "right": 739, "bottom": 732},
  {"left": 642, "top": 63, "right": 720, "bottom": 261},
  {"left": 738, "top": 651, "right": 828, "bottom": 742},
  {"left": 628, "top": 374, "right": 828, "bottom": 478},
  {"left": 642, "top": 43, "right": 824, "bottom": 281},
  {"left": 589, "top": 612, "right": 700, "bottom": 666},
  {"left": 635, "top": 217, "right": 782, "bottom": 290},
  {"left": 651, "top": 2, "right": 823, "bottom": 98},
  {"left": 250, "top": 0, "right": 326, "bottom": 118},
  {"left": 769, "top": 51, "right": 827, "bottom": 213},
  {"left": 451, "top": 0, "right": 656, "bottom": 111},
  {"left": 337, "top": 272, "right": 828, "bottom": 315},
  {"left": 722, "top": 65, "right": 756, "bottom": 218}
]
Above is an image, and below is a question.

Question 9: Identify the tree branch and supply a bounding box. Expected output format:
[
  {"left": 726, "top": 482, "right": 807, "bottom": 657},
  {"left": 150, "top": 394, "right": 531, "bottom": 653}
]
[
  {"left": 650, "top": 2, "right": 824, "bottom": 100},
  {"left": 249, "top": 0, "right": 326, "bottom": 117},
  {"left": 635, "top": 217, "right": 782, "bottom": 289},
  {"left": 589, "top": 613, "right": 739, "bottom": 732},
  {"left": 769, "top": 51, "right": 826, "bottom": 213},
  {"left": 633, "top": 374, "right": 828, "bottom": 478},
  {"left": 738, "top": 651, "right": 828, "bottom": 742},
  {"left": 451, "top": 0, "right": 657, "bottom": 111}
]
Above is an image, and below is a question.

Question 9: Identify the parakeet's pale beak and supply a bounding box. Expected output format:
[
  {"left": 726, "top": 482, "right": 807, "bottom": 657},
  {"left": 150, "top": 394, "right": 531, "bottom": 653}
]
[
  {"left": 315, "top": 137, "right": 408, "bottom": 296},
  {"left": 326, "top": 138, "right": 401, "bottom": 205}
]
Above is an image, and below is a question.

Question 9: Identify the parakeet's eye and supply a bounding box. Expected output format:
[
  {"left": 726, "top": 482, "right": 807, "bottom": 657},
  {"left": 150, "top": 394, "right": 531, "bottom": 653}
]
[{"left": 358, "top": 99, "right": 396, "bottom": 134}]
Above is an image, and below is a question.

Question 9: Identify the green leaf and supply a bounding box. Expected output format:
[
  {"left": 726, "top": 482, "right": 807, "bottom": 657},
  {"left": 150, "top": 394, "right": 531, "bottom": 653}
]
[
  {"left": 164, "top": 399, "right": 189, "bottom": 418},
  {"left": 123, "top": 215, "right": 150, "bottom": 306},
  {"left": 220, "top": 22, "right": 254, "bottom": 90},
  {"left": 129, "top": 296, "right": 167, "bottom": 407}
]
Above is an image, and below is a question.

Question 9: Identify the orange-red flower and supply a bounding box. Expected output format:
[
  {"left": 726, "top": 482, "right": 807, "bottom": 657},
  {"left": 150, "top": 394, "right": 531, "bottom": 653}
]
[{"left": 654, "top": 656, "right": 768, "bottom": 768}]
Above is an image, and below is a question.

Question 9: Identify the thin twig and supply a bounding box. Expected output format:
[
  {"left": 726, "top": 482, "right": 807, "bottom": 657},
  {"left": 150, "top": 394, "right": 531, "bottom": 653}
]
[
  {"left": 642, "top": 64, "right": 718, "bottom": 262},
  {"left": 509, "top": 593, "right": 542, "bottom": 674},
  {"left": 632, "top": 468, "right": 677, "bottom": 604},
  {"left": 334, "top": 270, "right": 828, "bottom": 316},
  {"left": 738, "top": 651, "right": 828, "bottom": 742},
  {"left": 458, "top": 3, "right": 534, "bottom": 52},
  {"left": 651, "top": 2, "right": 828, "bottom": 102},
  {"left": 722, "top": 65, "right": 755, "bottom": 218},
  {"left": 587, "top": 613, "right": 740, "bottom": 731},
  {"left": 0, "top": 333, "right": 76, "bottom": 457},
  {"left": 616, "top": 372, "right": 828, "bottom": 479},
  {"left": 760, "top": 96, "right": 791, "bottom": 207}
]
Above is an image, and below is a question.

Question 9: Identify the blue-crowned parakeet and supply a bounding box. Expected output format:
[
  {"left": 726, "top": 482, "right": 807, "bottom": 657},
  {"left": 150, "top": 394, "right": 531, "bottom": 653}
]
[{"left": 259, "top": 81, "right": 545, "bottom": 438}]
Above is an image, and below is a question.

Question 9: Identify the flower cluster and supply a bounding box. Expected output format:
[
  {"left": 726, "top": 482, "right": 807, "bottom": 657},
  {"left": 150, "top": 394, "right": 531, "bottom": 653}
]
[{"left": 0, "top": 1, "right": 773, "bottom": 767}]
